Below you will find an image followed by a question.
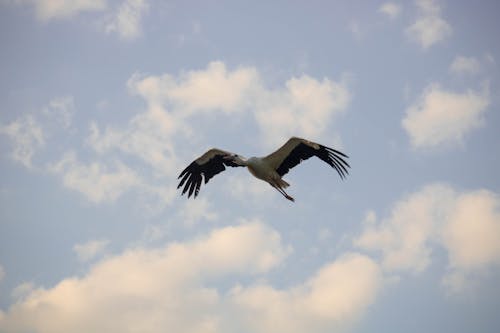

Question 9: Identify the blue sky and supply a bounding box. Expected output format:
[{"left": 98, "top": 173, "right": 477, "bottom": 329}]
[{"left": 1, "top": 0, "right": 499, "bottom": 332}]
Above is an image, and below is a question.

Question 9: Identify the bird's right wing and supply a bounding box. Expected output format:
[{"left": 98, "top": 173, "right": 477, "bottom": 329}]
[{"left": 177, "top": 148, "right": 245, "bottom": 198}]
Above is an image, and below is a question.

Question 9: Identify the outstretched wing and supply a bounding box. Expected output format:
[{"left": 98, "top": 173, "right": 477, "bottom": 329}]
[
  {"left": 177, "top": 149, "right": 244, "bottom": 198},
  {"left": 263, "top": 137, "right": 350, "bottom": 178}
]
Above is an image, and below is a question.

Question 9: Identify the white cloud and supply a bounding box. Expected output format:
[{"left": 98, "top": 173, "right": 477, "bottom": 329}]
[
  {"left": 87, "top": 62, "right": 257, "bottom": 167},
  {"left": 73, "top": 239, "right": 110, "bottom": 262},
  {"left": 441, "top": 190, "right": 500, "bottom": 270},
  {"left": 87, "top": 109, "right": 180, "bottom": 176},
  {"left": 355, "top": 184, "right": 455, "bottom": 273},
  {"left": 125, "top": 62, "right": 349, "bottom": 149},
  {"left": 88, "top": 61, "right": 349, "bottom": 195},
  {"left": 0, "top": 264, "right": 5, "bottom": 283},
  {"left": 0, "top": 221, "right": 386, "bottom": 333},
  {"left": 231, "top": 253, "right": 382, "bottom": 333},
  {"left": 402, "top": 83, "right": 489, "bottom": 149},
  {"left": 105, "top": 0, "right": 149, "bottom": 40},
  {"left": 1, "top": 62, "right": 348, "bottom": 207},
  {"left": 49, "top": 151, "right": 140, "bottom": 203},
  {"left": 0, "top": 221, "right": 290, "bottom": 333},
  {"left": 14, "top": 0, "right": 106, "bottom": 21},
  {"left": 0, "top": 114, "right": 45, "bottom": 169},
  {"left": 254, "top": 74, "right": 350, "bottom": 148},
  {"left": 406, "top": 0, "right": 452, "bottom": 49},
  {"left": 379, "top": 2, "right": 402, "bottom": 19},
  {"left": 449, "top": 55, "right": 481, "bottom": 76},
  {"left": 128, "top": 61, "right": 259, "bottom": 115},
  {"left": 355, "top": 183, "right": 500, "bottom": 292}
]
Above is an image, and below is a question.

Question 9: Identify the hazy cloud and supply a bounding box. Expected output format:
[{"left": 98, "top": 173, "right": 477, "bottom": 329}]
[
  {"left": 49, "top": 151, "right": 140, "bottom": 203},
  {"left": 105, "top": 0, "right": 149, "bottom": 40},
  {"left": 178, "top": 197, "right": 218, "bottom": 227},
  {"left": 402, "top": 83, "right": 489, "bottom": 149},
  {"left": 42, "top": 96, "right": 76, "bottom": 130},
  {"left": 0, "top": 114, "right": 45, "bottom": 169},
  {"left": 73, "top": 239, "right": 110, "bottom": 262},
  {"left": 13, "top": 0, "right": 106, "bottom": 21},
  {"left": 449, "top": 55, "right": 481, "bottom": 76},
  {"left": 406, "top": 0, "right": 452, "bottom": 49},
  {"left": 379, "top": 2, "right": 402, "bottom": 19}
]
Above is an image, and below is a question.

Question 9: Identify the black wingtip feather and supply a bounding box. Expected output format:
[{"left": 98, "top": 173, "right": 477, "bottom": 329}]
[{"left": 178, "top": 152, "right": 245, "bottom": 199}]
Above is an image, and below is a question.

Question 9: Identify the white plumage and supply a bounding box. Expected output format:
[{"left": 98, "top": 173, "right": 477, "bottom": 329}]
[{"left": 177, "top": 137, "right": 350, "bottom": 202}]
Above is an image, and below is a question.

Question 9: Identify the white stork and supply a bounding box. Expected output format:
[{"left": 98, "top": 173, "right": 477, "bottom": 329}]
[{"left": 177, "top": 137, "right": 350, "bottom": 202}]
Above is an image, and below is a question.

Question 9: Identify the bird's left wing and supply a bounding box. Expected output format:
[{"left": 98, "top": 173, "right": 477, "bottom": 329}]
[
  {"left": 263, "top": 137, "right": 350, "bottom": 178},
  {"left": 177, "top": 148, "right": 245, "bottom": 198}
]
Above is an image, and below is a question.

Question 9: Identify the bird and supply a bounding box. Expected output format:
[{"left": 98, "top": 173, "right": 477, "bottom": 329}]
[{"left": 177, "top": 137, "right": 350, "bottom": 202}]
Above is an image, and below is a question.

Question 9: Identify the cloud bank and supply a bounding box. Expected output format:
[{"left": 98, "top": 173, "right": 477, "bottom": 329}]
[{"left": 0, "top": 221, "right": 382, "bottom": 333}]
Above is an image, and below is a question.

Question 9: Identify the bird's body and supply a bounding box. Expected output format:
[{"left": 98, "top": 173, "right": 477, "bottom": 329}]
[
  {"left": 246, "top": 157, "right": 274, "bottom": 181},
  {"left": 177, "top": 137, "right": 350, "bottom": 202}
]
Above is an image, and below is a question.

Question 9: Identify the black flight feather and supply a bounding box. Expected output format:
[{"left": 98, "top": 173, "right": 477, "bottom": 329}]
[
  {"left": 275, "top": 142, "right": 350, "bottom": 179},
  {"left": 177, "top": 154, "right": 242, "bottom": 198}
]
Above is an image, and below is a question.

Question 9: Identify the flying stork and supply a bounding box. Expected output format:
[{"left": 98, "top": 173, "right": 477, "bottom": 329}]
[{"left": 177, "top": 137, "right": 350, "bottom": 202}]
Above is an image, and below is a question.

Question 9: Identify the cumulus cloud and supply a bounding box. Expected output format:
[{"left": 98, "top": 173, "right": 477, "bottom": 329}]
[
  {"left": 254, "top": 75, "right": 350, "bottom": 148},
  {"left": 355, "top": 184, "right": 456, "bottom": 273},
  {"left": 73, "top": 239, "right": 110, "bottom": 262},
  {"left": 0, "top": 221, "right": 291, "bottom": 333},
  {"left": 126, "top": 61, "right": 259, "bottom": 115},
  {"left": 402, "top": 83, "right": 489, "bottom": 149},
  {"left": 13, "top": 0, "right": 106, "bottom": 21},
  {"left": 379, "top": 2, "right": 402, "bottom": 19},
  {"left": 0, "top": 221, "right": 386, "bottom": 333},
  {"left": 355, "top": 183, "right": 500, "bottom": 292},
  {"left": 406, "top": 0, "right": 452, "bottom": 49},
  {"left": 441, "top": 191, "right": 500, "bottom": 294},
  {"left": 49, "top": 151, "right": 140, "bottom": 203},
  {"left": 105, "top": 0, "right": 149, "bottom": 40},
  {"left": 231, "top": 253, "right": 382, "bottom": 333},
  {"left": 84, "top": 61, "right": 349, "bottom": 203},
  {"left": 124, "top": 61, "right": 349, "bottom": 148},
  {"left": 2, "top": 62, "right": 348, "bottom": 207},
  {"left": 0, "top": 114, "right": 45, "bottom": 169},
  {"left": 449, "top": 55, "right": 481, "bottom": 76}
]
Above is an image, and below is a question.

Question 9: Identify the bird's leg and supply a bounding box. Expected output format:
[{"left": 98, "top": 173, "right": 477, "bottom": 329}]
[{"left": 271, "top": 184, "right": 295, "bottom": 202}]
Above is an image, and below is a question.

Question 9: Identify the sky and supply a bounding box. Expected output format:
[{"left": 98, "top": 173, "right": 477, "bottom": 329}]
[{"left": 0, "top": 0, "right": 500, "bottom": 332}]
